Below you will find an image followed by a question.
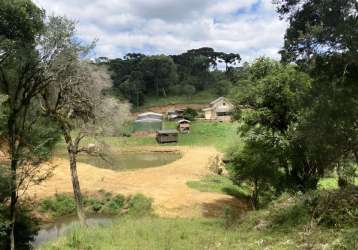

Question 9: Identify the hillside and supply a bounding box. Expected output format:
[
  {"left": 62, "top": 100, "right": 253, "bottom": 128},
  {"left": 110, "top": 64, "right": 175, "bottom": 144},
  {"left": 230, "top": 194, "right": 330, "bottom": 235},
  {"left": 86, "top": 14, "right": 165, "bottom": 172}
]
[{"left": 39, "top": 188, "right": 358, "bottom": 250}]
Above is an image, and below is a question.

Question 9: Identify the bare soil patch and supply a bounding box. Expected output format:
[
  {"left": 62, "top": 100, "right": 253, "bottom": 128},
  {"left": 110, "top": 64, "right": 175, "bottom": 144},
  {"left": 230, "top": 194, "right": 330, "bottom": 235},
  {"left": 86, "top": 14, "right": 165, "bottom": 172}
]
[{"left": 28, "top": 146, "right": 248, "bottom": 218}]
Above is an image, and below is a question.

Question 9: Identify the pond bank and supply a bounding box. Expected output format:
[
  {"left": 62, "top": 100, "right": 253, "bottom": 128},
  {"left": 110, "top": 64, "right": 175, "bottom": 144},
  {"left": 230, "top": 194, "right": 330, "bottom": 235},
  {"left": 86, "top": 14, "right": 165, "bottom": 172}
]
[
  {"left": 32, "top": 215, "right": 113, "bottom": 248},
  {"left": 28, "top": 146, "right": 248, "bottom": 218}
]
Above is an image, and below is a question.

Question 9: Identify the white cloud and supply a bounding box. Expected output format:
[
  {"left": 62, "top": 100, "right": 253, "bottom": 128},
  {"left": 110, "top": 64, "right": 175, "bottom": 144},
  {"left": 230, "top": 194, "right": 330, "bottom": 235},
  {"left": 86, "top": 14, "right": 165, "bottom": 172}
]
[{"left": 33, "top": 0, "right": 287, "bottom": 62}]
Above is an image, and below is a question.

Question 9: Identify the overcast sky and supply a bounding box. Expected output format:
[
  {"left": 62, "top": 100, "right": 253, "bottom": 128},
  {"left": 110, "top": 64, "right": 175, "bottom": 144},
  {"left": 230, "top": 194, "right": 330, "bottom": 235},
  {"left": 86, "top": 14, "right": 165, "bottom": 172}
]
[{"left": 33, "top": 0, "right": 287, "bottom": 62}]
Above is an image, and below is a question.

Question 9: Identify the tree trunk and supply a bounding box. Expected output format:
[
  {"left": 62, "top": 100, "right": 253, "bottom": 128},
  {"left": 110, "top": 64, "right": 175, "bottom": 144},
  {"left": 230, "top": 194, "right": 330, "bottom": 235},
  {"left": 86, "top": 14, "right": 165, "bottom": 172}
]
[
  {"left": 10, "top": 159, "right": 17, "bottom": 250},
  {"left": 68, "top": 149, "right": 86, "bottom": 226},
  {"left": 8, "top": 115, "right": 17, "bottom": 250},
  {"left": 61, "top": 127, "right": 86, "bottom": 226},
  {"left": 155, "top": 78, "right": 159, "bottom": 97},
  {"left": 251, "top": 179, "right": 259, "bottom": 210}
]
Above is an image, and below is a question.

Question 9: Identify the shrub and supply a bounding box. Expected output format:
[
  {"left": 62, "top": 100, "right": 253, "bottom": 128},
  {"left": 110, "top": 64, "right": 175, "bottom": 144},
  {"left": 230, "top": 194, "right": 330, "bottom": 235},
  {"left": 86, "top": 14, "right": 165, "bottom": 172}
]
[
  {"left": 307, "top": 187, "right": 358, "bottom": 228},
  {"left": 127, "top": 194, "right": 153, "bottom": 217},
  {"left": 183, "top": 108, "right": 198, "bottom": 121},
  {"left": 85, "top": 197, "right": 103, "bottom": 213},
  {"left": 102, "top": 194, "right": 126, "bottom": 214},
  {"left": 40, "top": 193, "right": 76, "bottom": 217}
]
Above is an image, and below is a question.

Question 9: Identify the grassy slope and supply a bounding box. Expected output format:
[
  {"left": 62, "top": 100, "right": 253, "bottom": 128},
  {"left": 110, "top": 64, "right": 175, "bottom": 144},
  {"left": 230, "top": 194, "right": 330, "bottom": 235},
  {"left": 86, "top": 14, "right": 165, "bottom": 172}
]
[
  {"left": 187, "top": 175, "right": 250, "bottom": 199},
  {"left": 139, "top": 91, "right": 217, "bottom": 110},
  {"left": 39, "top": 199, "right": 356, "bottom": 250}
]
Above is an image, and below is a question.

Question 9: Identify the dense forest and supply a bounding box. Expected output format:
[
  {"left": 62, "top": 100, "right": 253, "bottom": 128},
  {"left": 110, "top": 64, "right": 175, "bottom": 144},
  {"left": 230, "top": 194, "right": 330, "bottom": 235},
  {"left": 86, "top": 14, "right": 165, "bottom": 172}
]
[{"left": 98, "top": 48, "right": 240, "bottom": 106}]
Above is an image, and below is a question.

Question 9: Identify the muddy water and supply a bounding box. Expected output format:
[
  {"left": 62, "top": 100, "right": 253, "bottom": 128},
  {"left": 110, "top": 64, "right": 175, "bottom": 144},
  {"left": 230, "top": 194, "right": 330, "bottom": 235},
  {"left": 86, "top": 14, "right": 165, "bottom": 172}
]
[
  {"left": 32, "top": 215, "right": 113, "bottom": 248},
  {"left": 55, "top": 151, "right": 182, "bottom": 171}
]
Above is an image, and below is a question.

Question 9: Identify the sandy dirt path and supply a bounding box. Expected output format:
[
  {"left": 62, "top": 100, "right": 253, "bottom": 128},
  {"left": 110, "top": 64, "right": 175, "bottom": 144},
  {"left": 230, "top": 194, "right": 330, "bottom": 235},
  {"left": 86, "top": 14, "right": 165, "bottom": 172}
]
[{"left": 28, "top": 146, "right": 248, "bottom": 218}]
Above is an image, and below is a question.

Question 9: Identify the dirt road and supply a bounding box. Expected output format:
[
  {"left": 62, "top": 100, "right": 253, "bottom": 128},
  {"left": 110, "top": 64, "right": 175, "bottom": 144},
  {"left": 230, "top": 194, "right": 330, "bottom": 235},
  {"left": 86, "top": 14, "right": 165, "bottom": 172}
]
[{"left": 28, "top": 146, "right": 247, "bottom": 218}]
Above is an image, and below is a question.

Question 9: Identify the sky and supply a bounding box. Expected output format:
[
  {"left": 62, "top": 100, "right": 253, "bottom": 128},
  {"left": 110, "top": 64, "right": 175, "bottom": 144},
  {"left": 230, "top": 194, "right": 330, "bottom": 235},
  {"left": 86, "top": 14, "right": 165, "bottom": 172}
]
[{"left": 33, "top": 0, "right": 287, "bottom": 62}]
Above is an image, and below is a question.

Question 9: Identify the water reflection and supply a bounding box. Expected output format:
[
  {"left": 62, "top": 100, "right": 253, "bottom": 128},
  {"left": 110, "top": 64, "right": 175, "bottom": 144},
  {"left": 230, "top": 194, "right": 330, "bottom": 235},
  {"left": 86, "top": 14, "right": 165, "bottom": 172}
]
[{"left": 32, "top": 215, "right": 112, "bottom": 248}]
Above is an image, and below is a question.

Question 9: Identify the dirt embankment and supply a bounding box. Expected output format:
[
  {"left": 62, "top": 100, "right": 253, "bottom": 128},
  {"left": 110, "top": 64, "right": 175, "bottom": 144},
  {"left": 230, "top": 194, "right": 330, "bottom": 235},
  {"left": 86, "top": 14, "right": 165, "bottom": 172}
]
[{"left": 28, "top": 146, "right": 248, "bottom": 218}]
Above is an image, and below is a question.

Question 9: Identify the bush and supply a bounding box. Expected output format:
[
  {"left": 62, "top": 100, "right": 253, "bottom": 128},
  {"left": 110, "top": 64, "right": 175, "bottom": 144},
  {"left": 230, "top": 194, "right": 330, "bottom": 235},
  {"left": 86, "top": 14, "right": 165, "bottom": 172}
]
[
  {"left": 183, "top": 108, "right": 198, "bottom": 121},
  {"left": 39, "top": 192, "right": 153, "bottom": 219},
  {"left": 85, "top": 197, "right": 103, "bottom": 213},
  {"left": 102, "top": 194, "right": 126, "bottom": 214},
  {"left": 268, "top": 188, "right": 358, "bottom": 230},
  {"left": 306, "top": 187, "right": 358, "bottom": 228},
  {"left": 40, "top": 193, "right": 76, "bottom": 217},
  {"left": 127, "top": 194, "right": 153, "bottom": 217}
]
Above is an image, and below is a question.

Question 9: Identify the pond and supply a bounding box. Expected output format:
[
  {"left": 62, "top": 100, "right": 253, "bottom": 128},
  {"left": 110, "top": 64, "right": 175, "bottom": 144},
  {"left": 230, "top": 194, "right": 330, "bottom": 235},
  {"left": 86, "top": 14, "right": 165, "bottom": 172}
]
[
  {"left": 32, "top": 215, "right": 113, "bottom": 248},
  {"left": 55, "top": 150, "right": 182, "bottom": 171}
]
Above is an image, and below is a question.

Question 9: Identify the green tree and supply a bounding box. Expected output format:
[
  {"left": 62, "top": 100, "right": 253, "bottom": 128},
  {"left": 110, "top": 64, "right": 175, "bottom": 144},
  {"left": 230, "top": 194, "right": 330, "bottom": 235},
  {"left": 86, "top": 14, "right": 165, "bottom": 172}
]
[
  {"left": 217, "top": 52, "right": 241, "bottom": 72},
  {"left": 182, "top": 108, "right": 198, "bottom": 121},
  {"left": 140, "top": 55, "right": 177, "bottom": 97},
  {"left": 0, "top": 1, "right": 57, "bottom": 248},
  {"left": 214, "top": 79, "right": 232, "bottom": 96},
  {"left": 228, "top": 132, "right": 281, "bottom": 209},
  {"left": 275, "top": 0, "right": 358, "bottom": 187},
  {"left": 231, "top": 58, "right": 320, "bottom": 193}
]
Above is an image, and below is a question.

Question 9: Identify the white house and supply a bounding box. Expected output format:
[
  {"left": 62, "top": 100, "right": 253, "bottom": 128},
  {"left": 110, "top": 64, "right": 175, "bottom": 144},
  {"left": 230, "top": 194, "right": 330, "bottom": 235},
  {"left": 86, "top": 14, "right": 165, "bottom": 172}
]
[{"left": 202, "top": 97, "right": 234, "bottom": 121}]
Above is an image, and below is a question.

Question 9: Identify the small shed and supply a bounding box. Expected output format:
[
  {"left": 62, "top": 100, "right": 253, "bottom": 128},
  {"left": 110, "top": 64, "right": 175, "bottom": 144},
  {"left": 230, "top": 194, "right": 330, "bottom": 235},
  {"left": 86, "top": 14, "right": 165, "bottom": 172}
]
[
  {"left": 167, "top": 109, "right": 184, "bottom": 120},
  {"left": 177, "top": 119, "right": 191, "bottom": 133},
  {"left": 156, "top": 129, "right": 178, "bottom": 144}
]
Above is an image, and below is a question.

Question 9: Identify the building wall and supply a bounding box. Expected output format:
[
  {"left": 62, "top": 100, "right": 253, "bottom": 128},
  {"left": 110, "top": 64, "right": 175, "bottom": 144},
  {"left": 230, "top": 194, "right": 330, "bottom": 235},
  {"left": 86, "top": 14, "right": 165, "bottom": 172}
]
[
  {"left": 204, "top": 109, "right": 214, "bottom": 120},
  {"left": 211, "top": 98, "right": 234, "bottom": 112},
  {"left": 204, "top": 98, "right": 233, "bottom": 120}
]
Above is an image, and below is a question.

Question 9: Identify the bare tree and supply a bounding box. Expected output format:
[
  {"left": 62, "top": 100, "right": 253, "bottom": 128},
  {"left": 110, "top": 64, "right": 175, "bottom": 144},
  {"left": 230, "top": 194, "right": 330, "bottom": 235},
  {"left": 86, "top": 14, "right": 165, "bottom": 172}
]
[{"left": 41, "top": 17, "right": 130, "bottom": 226}]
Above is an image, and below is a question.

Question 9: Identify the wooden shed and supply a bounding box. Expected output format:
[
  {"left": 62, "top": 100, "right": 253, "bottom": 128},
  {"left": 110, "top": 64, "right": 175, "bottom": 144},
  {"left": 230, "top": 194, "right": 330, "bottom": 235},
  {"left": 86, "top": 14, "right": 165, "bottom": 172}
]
[
  {"left": 156, "top": 129, "right": 178, "bottom": 144},
  {"left": 177, "top": 119, "right": 191, "bottom": 133},
  {"left": 167, "top": 109, "right": 184, "bottom": 120}
]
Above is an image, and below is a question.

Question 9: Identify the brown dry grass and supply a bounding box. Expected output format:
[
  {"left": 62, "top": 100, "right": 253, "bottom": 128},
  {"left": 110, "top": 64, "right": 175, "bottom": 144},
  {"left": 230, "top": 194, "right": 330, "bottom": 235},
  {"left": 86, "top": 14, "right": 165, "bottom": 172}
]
[{"left": 27, "top": 146, "right": 248, "bottom": 218}]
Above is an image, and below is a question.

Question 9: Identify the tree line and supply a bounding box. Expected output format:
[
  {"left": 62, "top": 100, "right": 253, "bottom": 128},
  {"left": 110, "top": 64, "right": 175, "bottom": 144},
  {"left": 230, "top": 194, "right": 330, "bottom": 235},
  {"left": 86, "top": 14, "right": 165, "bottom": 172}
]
[{"left": 99, "top": 48, "right": 241, "bottom": 107}]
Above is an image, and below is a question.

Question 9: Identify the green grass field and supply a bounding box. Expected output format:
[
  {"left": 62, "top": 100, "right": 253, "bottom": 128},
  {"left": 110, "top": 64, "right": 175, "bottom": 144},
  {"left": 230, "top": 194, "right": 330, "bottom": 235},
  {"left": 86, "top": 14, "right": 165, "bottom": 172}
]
[
  {"left": 52, "top": 121, "right": 240, "bottom": 155},
  {"left": 187, "top": 175, "right": 250, "bottom": 199}
]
